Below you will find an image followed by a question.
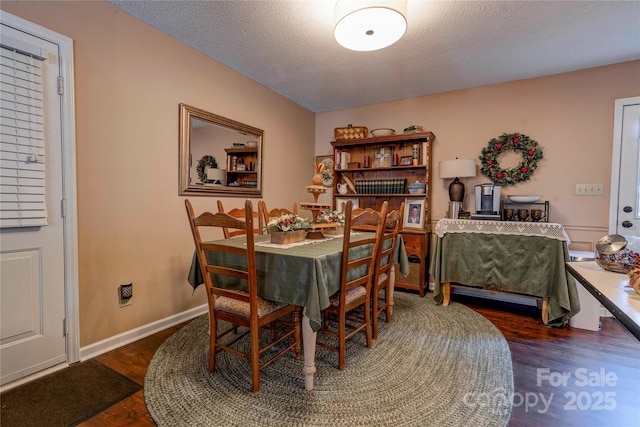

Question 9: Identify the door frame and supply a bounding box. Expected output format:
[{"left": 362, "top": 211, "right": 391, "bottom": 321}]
[
  {"left": 609, "top": 96, "right": 640, "bottom": 234},
  {"left": 1, "top": 12, "right": 79, "bottom": 368}
]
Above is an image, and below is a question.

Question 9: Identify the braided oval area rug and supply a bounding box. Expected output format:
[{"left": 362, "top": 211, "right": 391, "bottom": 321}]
[{"left": 145, "top": 293, "right": 513, "bottom": 426}]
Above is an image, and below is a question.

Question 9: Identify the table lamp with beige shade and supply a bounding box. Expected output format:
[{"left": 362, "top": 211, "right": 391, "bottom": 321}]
[
  {"left": 206, "top": 167, "right": 226, "bottom": 185},
  {"left": 439, "top": 158, "right": 477, "bottom": 217}
]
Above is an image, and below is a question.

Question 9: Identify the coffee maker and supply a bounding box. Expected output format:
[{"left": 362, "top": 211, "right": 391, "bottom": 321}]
[{"left": 471, "top": 183, "right": 502, "bottom": 220}]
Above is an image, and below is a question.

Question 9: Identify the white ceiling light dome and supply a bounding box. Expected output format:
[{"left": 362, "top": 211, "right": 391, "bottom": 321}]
[{"left": 334, "top": 0, "right": 407, "bottom": 52}]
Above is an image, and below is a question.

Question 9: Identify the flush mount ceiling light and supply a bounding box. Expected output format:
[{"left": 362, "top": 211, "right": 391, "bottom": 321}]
[{"left": 334, "top": 0, "right": 407, "bottom": 52}]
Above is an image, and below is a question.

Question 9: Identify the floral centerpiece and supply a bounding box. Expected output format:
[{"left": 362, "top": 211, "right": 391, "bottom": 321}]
[
  {"left": 265, "top": 214, "right": 312, "bottom": 232},
  {"left": 316, "top": 210, "right": 345, "bottom": 235},
  {"left": 316, "top": 210, "right": 345, "bottom": 225},
  {"left": 265, "top": 214, "right": 311, "bottom": 244}
]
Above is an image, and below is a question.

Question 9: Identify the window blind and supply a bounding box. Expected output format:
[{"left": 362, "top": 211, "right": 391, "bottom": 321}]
[{"left": 0, "top": 44, "right": 47, "bottom": 228}]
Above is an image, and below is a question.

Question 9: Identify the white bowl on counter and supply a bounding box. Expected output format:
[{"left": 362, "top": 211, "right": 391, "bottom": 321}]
[{"left": 507, "top": 195, "right": 541, "bottom": 203}]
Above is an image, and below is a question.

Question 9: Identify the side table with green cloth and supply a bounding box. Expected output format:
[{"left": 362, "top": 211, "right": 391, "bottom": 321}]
[
  {"left": 188, "top": 233, "right": 410, "bottom": 332},
  {"left": 429, "top": 219, "right": 580, "bottom": 325}
]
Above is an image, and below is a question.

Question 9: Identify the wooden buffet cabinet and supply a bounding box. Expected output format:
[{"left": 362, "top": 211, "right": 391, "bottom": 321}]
[{"left": 330, "top": 131, "right": 435, "bottom": 296}]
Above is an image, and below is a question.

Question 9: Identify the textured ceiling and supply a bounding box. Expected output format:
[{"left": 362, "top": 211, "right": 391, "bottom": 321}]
[{"left": 108, "top": 0, "right": 640, "bottom": 113}]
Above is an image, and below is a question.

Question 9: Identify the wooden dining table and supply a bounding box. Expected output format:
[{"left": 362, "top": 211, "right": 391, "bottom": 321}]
[{"left": 188, "top": 232, "right": 409, "bottom": 390}]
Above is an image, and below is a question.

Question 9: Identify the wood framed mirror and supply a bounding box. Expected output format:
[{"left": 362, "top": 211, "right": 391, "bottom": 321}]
[{"left": 179, "top": 103, "right": 263, "bottom": 197}]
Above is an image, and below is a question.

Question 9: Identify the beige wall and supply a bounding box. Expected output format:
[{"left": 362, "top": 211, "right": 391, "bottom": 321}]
[
  {"left": 1, "top": 1, "right": 316, "bottom": 346},
  {"left": 316, "top": 61, "right": 640, "bottom": 251}
]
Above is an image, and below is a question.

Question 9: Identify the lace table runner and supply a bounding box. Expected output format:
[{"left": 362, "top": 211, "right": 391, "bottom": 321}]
[
  {"left": 255, "top": 233, "right": 348, "bottom": 249},
  {"left": 435, "top": 219, "right": 570, "bottom": 242}
]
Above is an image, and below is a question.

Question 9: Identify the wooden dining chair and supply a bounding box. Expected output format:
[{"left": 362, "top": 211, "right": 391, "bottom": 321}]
[
  {"left": 258, "top": 201, "right": 298, "bottom": 234},
  {"left": 216, "top": 200, "right": 264, "bottom": 239},
  {"left": 371, "top": 203, "right": 404, "bottom": 339},
  {"left": 349, "top": 203, "right": 403, "bottom": 339},
  {"left": 185, "top": 199, "right": 301, "bottom": 393},
  {"left": 317, "top": 200, "right": 388, "bottom": 370}
]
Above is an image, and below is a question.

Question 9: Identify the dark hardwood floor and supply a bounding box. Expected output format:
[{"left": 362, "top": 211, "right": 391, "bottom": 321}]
[
  {"left": 75, "top": 293, "right": 639, "bottom": 427},
  {"left": 457, "top": 295, "right": 640, "bottom": 427}
]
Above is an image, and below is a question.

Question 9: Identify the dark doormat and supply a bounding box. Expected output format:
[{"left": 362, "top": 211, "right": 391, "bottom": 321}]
[{"left": 1, "top": 359, "right": 142, "bottom": 426}]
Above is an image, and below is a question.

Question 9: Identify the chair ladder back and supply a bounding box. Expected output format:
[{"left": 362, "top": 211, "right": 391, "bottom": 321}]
[
  {"left": 343, "top": 238, "right": 378, "bottom": 290},
  {"left": 258, "top": 201, "right": 298, "bottom": 234},
  {"left": 206, "top": 264, "right": 249, "bottom": 281},
  {"left": 217, "top": 200, "right": 263, "bottom": 239},
  {"left": 377, "top": 204, "right": 404, "bottom": 275},
  {"left": 370, "top": 203, "right": 403, "bottom": 340},
  {"left": 318, "top": 200, "right": 388, "bottom": 370},
  {"left": 201, "top": 241, "right": 247, "bottom": 256},
  {"left": 187, "top": 199, "right": 259, "bottom": 304},
  {"left": 340, "top": 201, "right": 388, "bottom": 299},
  {"left": 194, "top": 211, "right": 246, "bottom": 230},
  {"left": 185, "top": 198, "right": 301, "bottom": 392}
]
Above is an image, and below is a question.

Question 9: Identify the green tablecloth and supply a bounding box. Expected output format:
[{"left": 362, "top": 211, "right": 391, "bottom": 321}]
[
  {"left": 188, "top": 233, "right": 409, "bottom": 331},
  {"left": 429, "top": 232, "right": 580, "bottom": 325}
]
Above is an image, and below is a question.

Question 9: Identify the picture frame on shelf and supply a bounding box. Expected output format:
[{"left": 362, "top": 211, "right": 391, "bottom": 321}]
[
  {"left": 336, "top": 197, "right": 359, "bottom": 213},
  {"left": 400, "top": 155, "right": 413, "bottom": 166},
  {"left": 404, "top": 198, "right": 425, "bottom": 229},
  {"left": 315, "top": 155, "right": 334, "bottom": 186}
]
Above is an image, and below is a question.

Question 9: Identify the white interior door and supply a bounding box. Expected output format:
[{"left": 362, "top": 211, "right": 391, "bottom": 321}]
[
  {"left": 610, "top": 97, "right": 640, "bottom": 237},
  {"left": 0, "top": 23, "right": 66, "bottom": 385}
]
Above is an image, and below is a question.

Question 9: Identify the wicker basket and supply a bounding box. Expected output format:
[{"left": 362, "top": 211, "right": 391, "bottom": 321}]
[
  {"left": 334, "top": 124, "right": 368, "bottom": 141},
  {"left": 270, "top": 230, "right": 307, "bottom": 244},
  {"left": 324, "top": 225, "right": 344, "bottom": 236}
]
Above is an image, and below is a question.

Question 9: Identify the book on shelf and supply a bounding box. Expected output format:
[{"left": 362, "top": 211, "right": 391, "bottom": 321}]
[
  {"left": 337, "top": 151, "right": 351, "bottom": 170},
  {"left": 355, "top": 179, "right": 407, "bottom": 194},
  {"left": 421, "top": 142, "right": 428, "bottom": 166}
]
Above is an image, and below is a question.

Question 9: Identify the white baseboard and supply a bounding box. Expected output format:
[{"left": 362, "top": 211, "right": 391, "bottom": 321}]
[
  {"left": 79, "top": 304, "right": 208, "bottom": 361},
  {"left": 600, "top": 306, "right": 613, "bottom": 317}
]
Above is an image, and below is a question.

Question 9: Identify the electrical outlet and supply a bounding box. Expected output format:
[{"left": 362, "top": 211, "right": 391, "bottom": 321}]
[
  {"left": 575, "top": 184, "right": 604, "bottom": 196},
  {"left": 119, "top": 282, "right": 133, "bottom": 307}
]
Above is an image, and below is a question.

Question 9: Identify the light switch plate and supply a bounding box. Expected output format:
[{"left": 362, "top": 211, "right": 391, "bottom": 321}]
[{"left": 575, "top": 184, "right": 604, "bottom": 196}]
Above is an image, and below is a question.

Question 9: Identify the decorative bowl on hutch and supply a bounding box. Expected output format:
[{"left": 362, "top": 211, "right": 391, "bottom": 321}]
[
  {"left": 407, "top": 181, "right": 426, "bottom": 194},
  {"left": 371, "top": 128, "right": 395, "bottom": 137}
]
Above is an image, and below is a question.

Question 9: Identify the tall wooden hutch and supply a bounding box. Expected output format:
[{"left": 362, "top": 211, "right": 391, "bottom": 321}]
[{"left": 330, "top": 131, "right": 435, "bottom": 296}]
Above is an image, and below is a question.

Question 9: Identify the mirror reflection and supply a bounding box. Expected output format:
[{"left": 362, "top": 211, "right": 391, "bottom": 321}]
[{"left": 179, "top": 103, "right": 263, "bottom": 197}]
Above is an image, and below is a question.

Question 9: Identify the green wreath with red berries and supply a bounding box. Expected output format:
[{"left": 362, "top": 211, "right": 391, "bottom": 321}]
[{"left": 479, "top": 133, "right": 543, "bottom": 187}]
